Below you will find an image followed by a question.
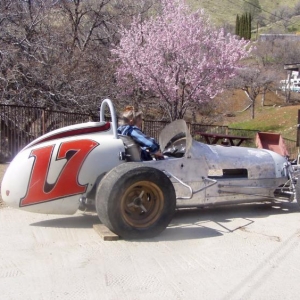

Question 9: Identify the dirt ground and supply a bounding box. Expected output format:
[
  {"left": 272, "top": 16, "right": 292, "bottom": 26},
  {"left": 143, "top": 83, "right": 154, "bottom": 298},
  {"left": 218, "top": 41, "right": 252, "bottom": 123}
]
[
  {"left": 0, "top": 164, "right": 8, "bottom": 208},
  {"left": 1, "top": 199, "right": 300, "bottom": 299},
  {"left": 2, "top": 161, "right": 300, "bottom": 299}
]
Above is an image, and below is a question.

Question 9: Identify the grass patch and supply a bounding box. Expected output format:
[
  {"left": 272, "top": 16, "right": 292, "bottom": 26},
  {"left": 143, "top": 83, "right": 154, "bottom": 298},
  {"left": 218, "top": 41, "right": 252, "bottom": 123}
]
[{"left": 228, "top": 105, "right": 299, "bottom": 140}]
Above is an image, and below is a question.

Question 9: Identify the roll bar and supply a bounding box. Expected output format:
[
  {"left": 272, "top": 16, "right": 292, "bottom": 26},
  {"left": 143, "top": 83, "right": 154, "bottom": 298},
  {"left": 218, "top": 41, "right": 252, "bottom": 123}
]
[{"left": 100, "top": 99, "right": 118, "bottom": 139}]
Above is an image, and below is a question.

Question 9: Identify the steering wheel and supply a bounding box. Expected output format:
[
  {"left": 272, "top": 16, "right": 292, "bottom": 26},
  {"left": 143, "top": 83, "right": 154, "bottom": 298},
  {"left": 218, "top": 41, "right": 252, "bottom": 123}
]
[{"left": 163, "top": 132, "right": 186, "bottom": 158}]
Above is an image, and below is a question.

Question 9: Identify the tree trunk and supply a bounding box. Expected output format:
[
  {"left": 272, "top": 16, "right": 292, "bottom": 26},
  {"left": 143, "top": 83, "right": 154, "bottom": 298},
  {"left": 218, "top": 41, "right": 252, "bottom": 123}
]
[
  {"left": 243, "top": 90, "right": 255, "bottom": 119},
  {"left": 286, "top": 73, "right": 291, "bottom": 104},
  {"left": 261, "top": 90, "right": 265, "bottom": 106},
  {"left": 286, "top": 89, "right": 291, "bottom": 104}
]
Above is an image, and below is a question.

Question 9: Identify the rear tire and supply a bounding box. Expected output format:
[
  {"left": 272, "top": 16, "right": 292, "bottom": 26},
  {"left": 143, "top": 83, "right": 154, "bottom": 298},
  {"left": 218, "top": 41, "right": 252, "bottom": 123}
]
[{"left": 96, "top": 163, "right": 176, "bottom": 239}]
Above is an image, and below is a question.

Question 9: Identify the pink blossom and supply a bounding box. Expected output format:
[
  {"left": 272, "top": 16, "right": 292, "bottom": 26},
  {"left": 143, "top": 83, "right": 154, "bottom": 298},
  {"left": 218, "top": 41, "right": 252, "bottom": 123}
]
[{"left": 111, "top": 0, "right": 252, "bottom": 120}]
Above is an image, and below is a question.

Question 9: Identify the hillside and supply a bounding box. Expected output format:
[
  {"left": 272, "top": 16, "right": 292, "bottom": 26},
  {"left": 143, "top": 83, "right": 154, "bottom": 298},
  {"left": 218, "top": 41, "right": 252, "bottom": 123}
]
[
  {"left": 186, "top": 0, "right": 300, "bottom": 140},
  {"left": 188, "top": 0, "right": 300, "bottom": 30},
  {"left": 214, "top": 90, "right": 300, "bottom": 141}
]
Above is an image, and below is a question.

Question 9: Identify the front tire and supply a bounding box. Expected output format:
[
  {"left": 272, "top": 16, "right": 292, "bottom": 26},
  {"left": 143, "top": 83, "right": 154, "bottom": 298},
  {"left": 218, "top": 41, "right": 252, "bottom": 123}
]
[{"left": 96, "top": 163, "right": 176, "bottom": 239}]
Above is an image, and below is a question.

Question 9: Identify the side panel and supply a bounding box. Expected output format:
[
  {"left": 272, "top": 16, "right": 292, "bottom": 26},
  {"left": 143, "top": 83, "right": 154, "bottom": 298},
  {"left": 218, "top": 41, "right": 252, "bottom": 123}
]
[
  {"left": 146, "top": 140, "right": 289, "bottom": 208},
  {"left": 186, "top": 141, "right": 289, "bottom": 179},
  {"left": 1, "top": 135, "right": 124, "bottom": 214}
]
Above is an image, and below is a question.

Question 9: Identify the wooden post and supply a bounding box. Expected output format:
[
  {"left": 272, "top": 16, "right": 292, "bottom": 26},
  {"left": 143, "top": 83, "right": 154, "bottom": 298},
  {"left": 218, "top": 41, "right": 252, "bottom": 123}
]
[
  {"left": 42, "top": 109, "right": 45, "bottom": 135},
  {"left": 297, "top": 109, "right": 300, "bottom": 147}
]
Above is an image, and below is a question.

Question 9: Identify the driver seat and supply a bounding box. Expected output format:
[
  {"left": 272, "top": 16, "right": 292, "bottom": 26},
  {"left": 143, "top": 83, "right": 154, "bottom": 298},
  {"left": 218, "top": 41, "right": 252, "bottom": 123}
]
[{"left": 118, "top": 135, "right": 142, "bottom": 162}]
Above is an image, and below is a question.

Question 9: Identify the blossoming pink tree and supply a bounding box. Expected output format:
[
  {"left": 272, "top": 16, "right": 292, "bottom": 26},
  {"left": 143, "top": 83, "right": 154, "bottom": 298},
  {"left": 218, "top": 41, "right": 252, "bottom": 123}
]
[{"left": 112, "top": 0, "right": 252, "bottom": 121}]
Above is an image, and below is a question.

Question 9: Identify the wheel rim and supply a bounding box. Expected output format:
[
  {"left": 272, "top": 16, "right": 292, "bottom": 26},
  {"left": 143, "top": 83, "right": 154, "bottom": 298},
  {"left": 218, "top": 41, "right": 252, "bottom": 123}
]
[{"left": 120, "top": 181, "right": 164, "bottom": 228}]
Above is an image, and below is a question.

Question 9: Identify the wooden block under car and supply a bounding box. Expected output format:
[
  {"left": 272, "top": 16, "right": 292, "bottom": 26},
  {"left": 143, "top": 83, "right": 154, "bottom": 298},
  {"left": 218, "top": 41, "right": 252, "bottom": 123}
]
[{"left": 93, "top": 224, "right": 119, "bottom": 241}]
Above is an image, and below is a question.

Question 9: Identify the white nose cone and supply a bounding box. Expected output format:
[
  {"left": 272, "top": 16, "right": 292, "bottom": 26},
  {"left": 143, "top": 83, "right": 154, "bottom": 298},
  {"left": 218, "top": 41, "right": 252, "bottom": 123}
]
[{"left": 1, "top": 151, "right": 34, "bottom": 209}]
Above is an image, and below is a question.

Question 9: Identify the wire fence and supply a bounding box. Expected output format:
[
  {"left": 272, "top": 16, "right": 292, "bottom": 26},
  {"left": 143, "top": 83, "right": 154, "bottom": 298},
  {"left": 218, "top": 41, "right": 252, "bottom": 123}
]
[
  {"left": 0, "top": 104, "right": 93, "bottom": 162},
  {"left": 0, "top": 104, "right": 298, "bottom": 162}
]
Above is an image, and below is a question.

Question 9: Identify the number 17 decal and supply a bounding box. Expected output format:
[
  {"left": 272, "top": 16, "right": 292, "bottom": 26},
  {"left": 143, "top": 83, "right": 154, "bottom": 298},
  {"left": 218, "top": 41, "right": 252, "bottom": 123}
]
[{"left": 21, "top": 139, "right": 99, "bottom": 206}]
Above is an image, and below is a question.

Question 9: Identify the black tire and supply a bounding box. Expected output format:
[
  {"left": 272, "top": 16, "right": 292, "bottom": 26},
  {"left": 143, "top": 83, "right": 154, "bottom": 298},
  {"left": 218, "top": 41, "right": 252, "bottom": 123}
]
[{"left": 96, "top": 163, "right": 176, "bottom": 239}]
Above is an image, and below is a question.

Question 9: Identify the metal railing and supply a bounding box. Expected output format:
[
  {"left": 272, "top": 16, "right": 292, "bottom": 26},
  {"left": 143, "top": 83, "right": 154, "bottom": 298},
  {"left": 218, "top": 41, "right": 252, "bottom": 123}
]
[
  {"left": 0, "top": 104, "right": 92, "bottom": 162},
  {"left": 0, "top": 104, "right": 298, "bottom": 162}
]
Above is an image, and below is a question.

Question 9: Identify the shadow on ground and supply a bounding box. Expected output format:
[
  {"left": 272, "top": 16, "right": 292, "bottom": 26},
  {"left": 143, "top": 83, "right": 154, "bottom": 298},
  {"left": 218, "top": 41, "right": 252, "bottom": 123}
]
[
  {"left": 30, "top": 213, "right": 100, "bottom": 229},
  {"left": 155, "top": 201, "right": 299, "bottom": 241},
  {"left": 29, "top": 201, "right": 299, "bottom": 241}
]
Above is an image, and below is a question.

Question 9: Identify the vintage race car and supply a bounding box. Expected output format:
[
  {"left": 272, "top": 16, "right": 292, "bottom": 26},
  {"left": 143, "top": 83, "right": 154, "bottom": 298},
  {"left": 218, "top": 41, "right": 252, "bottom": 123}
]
[{"left": 1, "top": 99, "right": 300, "bottom": 239}]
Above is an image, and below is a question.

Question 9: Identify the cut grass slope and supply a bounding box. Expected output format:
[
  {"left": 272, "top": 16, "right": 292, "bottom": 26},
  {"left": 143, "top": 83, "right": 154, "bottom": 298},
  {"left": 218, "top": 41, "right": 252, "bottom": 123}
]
[
  {"left": 227, "top": 104, "right": 300, "bottom": 141},
  {"left": 212, "top": 89, "right": 300, "bottom": 141}
]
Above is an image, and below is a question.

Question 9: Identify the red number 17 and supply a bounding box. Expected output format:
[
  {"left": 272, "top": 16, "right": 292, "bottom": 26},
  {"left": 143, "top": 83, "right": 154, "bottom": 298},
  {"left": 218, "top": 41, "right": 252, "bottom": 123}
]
[{"left": 21, "top": 139, "right": 99, "bottom": 206}]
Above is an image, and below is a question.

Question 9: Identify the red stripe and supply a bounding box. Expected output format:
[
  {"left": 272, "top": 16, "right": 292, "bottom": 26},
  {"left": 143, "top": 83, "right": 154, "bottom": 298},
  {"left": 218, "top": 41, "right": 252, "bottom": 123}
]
[{"left": 29, "top": 122, "right": 111, "bottom": 147}]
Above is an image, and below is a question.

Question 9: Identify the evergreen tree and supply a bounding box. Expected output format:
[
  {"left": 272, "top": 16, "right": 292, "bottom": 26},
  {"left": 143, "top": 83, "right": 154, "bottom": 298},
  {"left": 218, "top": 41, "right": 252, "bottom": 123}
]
[
  {"left": 235, "top": 13, "right": 252, "bottom": 40},
  {"left": 235, "top": 15, "right": 240, "bottom": 35},
  {"left": 248, "top": 13, "right": 252, "bottom": 39}
]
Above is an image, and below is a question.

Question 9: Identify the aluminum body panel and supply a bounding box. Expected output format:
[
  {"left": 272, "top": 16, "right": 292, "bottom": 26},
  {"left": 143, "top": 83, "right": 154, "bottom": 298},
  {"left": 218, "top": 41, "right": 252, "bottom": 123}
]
[
  {"left": 189, "top": 141, "right": 287, "bottom": 179},
  {"left": 146, "top": 139, "right": 288, "bottom": 208}
]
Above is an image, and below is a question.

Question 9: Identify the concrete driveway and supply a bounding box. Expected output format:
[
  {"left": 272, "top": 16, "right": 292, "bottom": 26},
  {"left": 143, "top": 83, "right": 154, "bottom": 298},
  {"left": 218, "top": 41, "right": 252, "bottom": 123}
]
[{"left": 1, "top": 199, "right": 300, "bottom": 300}]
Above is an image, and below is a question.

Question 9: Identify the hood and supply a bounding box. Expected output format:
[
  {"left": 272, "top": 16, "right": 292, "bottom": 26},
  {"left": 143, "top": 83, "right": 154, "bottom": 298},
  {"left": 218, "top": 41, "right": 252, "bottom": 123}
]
[{"left": 22, "top": 121, "right": 111, "bottom": 151}]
